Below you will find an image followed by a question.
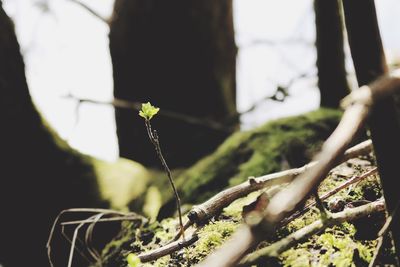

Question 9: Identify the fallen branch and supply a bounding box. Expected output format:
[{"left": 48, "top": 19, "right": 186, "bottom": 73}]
[
  {"left": 138, "top": 233, "right": 199, "bottom": 263},
  {"left": 238, "top": 199, "right": 385, "bottom": 266},
  {"left": 196, "top": 71, "right": 400, "bottom": 267},
  {"left": 178, "top": 139, "right": 372, "bottom": 238}
]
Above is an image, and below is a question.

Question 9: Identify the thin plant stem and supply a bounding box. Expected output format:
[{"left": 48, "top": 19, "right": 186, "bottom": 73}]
[{"left": 144, "top": 119, "right": 185, "bottom": 240}]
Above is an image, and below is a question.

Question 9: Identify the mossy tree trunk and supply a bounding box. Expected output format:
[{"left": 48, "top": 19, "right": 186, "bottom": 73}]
[
  {"left": 314, "top": 0, "right": 350, "bottom": 108},
  {"left": 109, "top": 0, "right": 237, "bottom": 168},
  {"left": 343, "top": 0, "right": 400, "bottom": 260},
  {"left": 0, "top": 4, "right": 104, "bottom": 266}
]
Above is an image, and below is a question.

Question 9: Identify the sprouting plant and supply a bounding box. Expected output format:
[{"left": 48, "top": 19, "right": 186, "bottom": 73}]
[{"left": 139, "top": 102, "right": 185, "bottom": 239}]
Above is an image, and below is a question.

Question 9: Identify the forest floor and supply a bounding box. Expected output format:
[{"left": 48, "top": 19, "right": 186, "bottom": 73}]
[
  {"left": 91, "top": 109, "right": 397, "bottom": 267},
  {"left": 98, "top": 151, "right": 397, "bottom": 267},
  {"left": 51, "top": 109, "right": 398, "bottom": 267}
]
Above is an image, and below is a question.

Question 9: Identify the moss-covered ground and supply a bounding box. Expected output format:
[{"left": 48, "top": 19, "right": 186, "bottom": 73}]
[
  {"left": 97, "top": 150, "right": 397, "bottom": 267},
  {"left": 82, "top": 108, "right": 397, "bottom": 266}
]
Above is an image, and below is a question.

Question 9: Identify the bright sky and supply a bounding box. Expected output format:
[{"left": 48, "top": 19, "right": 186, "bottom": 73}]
[{"left": 3, "top": 0, "right": 400, "bottom": 161}]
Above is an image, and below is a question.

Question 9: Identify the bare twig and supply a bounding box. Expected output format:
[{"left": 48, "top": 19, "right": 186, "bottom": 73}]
[
  {"left": 196, "top": 71, "right": 400, "bottom": 267},
  {"left": 243, "top": 37, "right": 313, "bottom": 48},
  {"left": 238, "top": 199, "right": 385, "bottom": 266},
  {"left": 144, "top": 119, "right": 185, "bottom": 240},
  {"left": 69, "top": 0, "right": 109, "bottom": 24},
  {"left": 231, "top": 71, "right": 315, "bottom": 123},
  {"left": 137, "top": 233, "right": 199, "bottom": 263},
  {"left": 64, "top": 94, "right": 234, "bottom": 133}
]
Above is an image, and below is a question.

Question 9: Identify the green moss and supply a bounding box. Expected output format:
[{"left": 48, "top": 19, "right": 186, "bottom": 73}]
[
  {"left": 187, "top": 220, "right": 238, "bottom": 263},
  {"left": 281, "top": 224, "right": 376, "bottom": 267},
  {"left": 99, "top": 158, "right": 388, "bottom": 267},
  {"left": 173, "top": 108, "right": 341, "bottom": 206}
]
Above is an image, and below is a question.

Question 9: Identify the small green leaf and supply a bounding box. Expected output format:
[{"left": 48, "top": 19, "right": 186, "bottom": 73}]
[
  {"left": 126, "top": 253, "right": 141, "bottom": 267},
  {"left": 139, "top": 102, "right": 160, "bottom": 120}
]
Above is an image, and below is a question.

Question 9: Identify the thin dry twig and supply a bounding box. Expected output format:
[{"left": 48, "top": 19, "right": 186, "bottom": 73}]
[
  {"left": 69, "top": 0, "right": 109, "bottom": 24},
  {"left": 137, "top": 233, "right": 199, "bottom": 263},
  {"left": 64, "top": 94, "right": 234, "bottom": 133}
]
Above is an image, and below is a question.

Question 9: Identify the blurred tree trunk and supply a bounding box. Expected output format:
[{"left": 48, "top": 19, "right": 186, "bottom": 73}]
[
  {"left": 314, "top": 0, "right": 349, "bottom": 108},
  {"left": 109, "top": 0, "right": 237, "bottom": 168},
  {"left": 0, "top": 4, "right": 104, "bottom": 266},
  {"left": 343, "top": 0, "right": 400, "bottom": 261}
]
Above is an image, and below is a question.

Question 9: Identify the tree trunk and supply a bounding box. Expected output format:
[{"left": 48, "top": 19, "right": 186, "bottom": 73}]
[
  {"left": 109, "top": 0, "right": 237, "bottom": 168},
  {"left": 0, "top": 4, "right": 104, "bottom": 266},
  {"left": 342, "top": 0, "right": 400, "bottom": 261},
  {"left": 314, "top": 0, "right": 349, "bottom": 108}
]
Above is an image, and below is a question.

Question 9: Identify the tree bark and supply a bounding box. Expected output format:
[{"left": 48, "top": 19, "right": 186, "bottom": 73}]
[
  {"left": 342, "top": 0, "right": 400, "bottom": 260},
  {"left": 314, "top": 0, "right": 350, "bottom": 108},
  {"left": 0, "top": 4, "right": 104, "bottom": 266},
  {"left": 109, "top": 0, "right": 237, "bottom": 168}
]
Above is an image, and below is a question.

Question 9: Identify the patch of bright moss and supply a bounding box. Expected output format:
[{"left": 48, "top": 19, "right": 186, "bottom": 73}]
[
  {"left": 187, "top": 220, "right": 238, "bottom": 263},
  {"left": 281, "top": 223, "right": 376, "bottom": 267}
]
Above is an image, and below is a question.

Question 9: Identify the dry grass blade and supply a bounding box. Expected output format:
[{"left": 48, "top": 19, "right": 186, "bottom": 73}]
[
  {"left": 47, "top": 208, "right": 133, "bottom": 267},
  {"left": 67, "top": 214, "right": 103, "bottom": 267},
  {"left": 61, "top": 225, "right": 92, "bottom": 264},
  {"left": 84, "top": 213, "right": 104, "bottom": 263}
]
